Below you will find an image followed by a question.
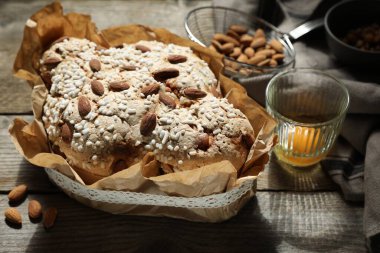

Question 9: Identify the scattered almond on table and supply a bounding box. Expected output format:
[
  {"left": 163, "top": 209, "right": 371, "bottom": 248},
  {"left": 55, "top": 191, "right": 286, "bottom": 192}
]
[
  {"left": 4, "top": 207, "right": 22, "bottom": 225},
  {"left": 28, "top": 200, "right": 43, "bottom": 219},
  {"left": 8, "top": 184, "right": 28, "bottom": 203},
  {"left": 208, "top": 24, "right": 285, "bottom": 74},
  {"left": 4, "top": 184, "right": 57, "bottom": 230},
  {"left": 43, "top": 207, "right": 58, "bottom": 230}
]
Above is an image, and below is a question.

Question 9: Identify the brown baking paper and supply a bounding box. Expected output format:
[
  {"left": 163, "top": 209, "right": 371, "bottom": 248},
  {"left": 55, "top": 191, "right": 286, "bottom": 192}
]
[{"left": 9, "top": 2, "right": 276, "bottom": 222}]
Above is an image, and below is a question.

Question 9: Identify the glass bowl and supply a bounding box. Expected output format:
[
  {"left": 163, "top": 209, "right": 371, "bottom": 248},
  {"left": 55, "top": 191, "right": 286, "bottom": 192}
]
[{"left": 185, "top": 6, "right": 295, "bottom": 79}]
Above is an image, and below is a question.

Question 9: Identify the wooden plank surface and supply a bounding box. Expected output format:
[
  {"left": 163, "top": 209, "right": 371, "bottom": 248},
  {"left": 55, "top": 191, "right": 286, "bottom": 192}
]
[
  {"left": 0, "top": 115, "right": 336, "bottom": 192},
  {"left": 0, "top": 192, "right": 365, "bottom": 253}
]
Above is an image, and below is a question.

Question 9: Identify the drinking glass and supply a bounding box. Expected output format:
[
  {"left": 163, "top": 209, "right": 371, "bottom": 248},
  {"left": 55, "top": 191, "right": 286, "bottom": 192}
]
[{"left": 266, "top": 69, "right": 350, "bottom": 167}]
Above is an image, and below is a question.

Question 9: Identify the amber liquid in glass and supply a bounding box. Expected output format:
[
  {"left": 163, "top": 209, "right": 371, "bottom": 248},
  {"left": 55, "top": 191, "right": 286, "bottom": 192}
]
[{"left": 274, "top": 114, "right": 334, "bottom": 167}]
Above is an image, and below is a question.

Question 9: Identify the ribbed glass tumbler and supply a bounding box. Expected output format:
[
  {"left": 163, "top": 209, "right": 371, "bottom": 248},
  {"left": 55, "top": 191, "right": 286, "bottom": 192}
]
[{"left": 266, "top": 69, "right": 350, "bottom": 167}]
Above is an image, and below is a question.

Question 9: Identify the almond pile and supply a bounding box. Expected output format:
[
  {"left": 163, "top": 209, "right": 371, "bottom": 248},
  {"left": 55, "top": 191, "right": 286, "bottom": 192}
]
[
  {"left": 4, "top": 184, "right": 57, "bottom": 230},
  {"left": 208, "top": 24, "right": 285, "bottom": 76}
]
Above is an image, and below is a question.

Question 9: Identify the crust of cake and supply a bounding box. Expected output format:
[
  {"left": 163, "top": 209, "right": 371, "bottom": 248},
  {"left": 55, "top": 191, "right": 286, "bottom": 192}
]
[{"left": 41, "top": 38, "right": 254, "bottom": 177}]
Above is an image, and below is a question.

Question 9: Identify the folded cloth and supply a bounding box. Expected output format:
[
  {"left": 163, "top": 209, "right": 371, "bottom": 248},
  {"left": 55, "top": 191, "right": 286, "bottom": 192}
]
[
  {"left": 321, "top": 136, "right": 364, "bottom": 202},
  {"left": 215, "top": 0, "right": 380, "bottom": 249}
]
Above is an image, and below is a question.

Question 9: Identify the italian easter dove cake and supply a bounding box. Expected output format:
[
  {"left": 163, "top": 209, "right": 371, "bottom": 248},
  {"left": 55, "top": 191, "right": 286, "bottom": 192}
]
[{"left": 40, "top": 37, "right": 255, "bottom": 177}]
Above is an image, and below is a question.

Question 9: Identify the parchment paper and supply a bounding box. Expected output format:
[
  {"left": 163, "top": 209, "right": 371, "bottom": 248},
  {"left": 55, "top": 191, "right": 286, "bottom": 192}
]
[{"left": 8, "top": 2, "right": 277, "bottom": 221}]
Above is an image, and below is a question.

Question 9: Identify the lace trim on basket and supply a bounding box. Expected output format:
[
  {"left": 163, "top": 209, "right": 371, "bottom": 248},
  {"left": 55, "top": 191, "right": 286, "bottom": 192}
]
[{"left": 45, "top": 168, "right": 255, "bottom": 208}]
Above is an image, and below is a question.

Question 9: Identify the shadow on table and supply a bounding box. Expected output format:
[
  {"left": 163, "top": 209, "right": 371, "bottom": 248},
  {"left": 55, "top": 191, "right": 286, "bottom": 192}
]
[
  {"left": 23, "top": 182, "right": 365, "bottom": 252},
  {"left": 15, "top": 158, "right": 59, "bottom": 193},
  {"left": 266, "top": 157, "right": 365, "bottom": 252},
  {"left": 266, "top": 155, "right": 337, "bottom": 191},
  {"left": 26, "top": 195, "right": 280, "bottom": 253}
]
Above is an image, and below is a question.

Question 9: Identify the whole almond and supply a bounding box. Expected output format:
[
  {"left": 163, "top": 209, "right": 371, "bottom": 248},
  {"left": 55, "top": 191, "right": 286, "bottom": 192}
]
[
  {"left": 121, "top": 65, "right": 137, "bottom": 71},
  {"left": 89, "top": 59, "right": 101, "bottom": 72},
  {"left": 257, "top": 59, "right": 271, "bottom": 67},
  {"left": 242, "top": 134, "right": 254, "bottom": 148},
  {"left": 250, "top": 37, "right": 266, "bottom": 48},
  {"left": 43, "top": 207, "right": 57, "bottom": 230},
  {"left": 28, "top": 200, "right": 42, "bottom": 219},
  {"left": 78, "top": 96, "right": 91, "bottom": 117},
  {"left": 183, "top": 88, "right": 207, "bottom": 99},
  {"left": 237, "top": 53, "right": 249, "bottom": 63},
  {"left": 226, "top": 29, "right": 240, "bottom": 40},
  {"left": 141, "top": 83, "right": 160, "bottom": 96},
  {"left": 240, "top": 34, "right": 254, "bottom": 47},
  {"left": 135, "top": 44, "right": 151, "bottom": 53},
  {"left": 220, "top": 42, "right": 234, "bottom": 54},
  {"left": 230, "top": 47, "right": 242, "bottom": 58},
  {"left": 61, "top": 123, "right": 72, "bottom": 143},
  {"left": 229, "top": 24, "right": 248, "bottom": 34},
  {"left": 244, "top": 47, "right": 255, "bottom": 58},
  {"left": 256, "top": 49, "right": 275, "bottom": 57},
  {"left": 213, "top": 33, "right": 239, "bottom": 46},
  {"left": 213, "top": 33, "right": 227, "bottom": 42},
  {"left": 272, "top": 53, "right": 285, "bottom": 62},
  {"left": 40, "top": 71, "right": 52, "bottom": 90},
  {"left": 8, "top": 184, "right": 28, "bottom": 202},
  {"left": 140, "top": 112, "right": 157, "bottom": 136},
  {"left": 91, "top": 80, "right": 104, "bottom": 96},
  {"left": 44, "top": 57, "right": 61, "bottom": 66},
  {"left": 152, "top": 68, "right": 179, "bottom": 82},
  {"left": 4, "top": 208, "right": 22, "bottom": 225},
  {"left": 197, "top": 133, "right": 211, "bottom": 151},
  {"left": 247, "top": 54, "right": 266, "bottom": 65},
  {"left": 159, "top": 92, "right": 176, "bottom": 108},
  {"left": 167, "top": 55, "right": 187, "bottom": 64},
  {"left": 254, "top": 28, "right": 265, "bottom": 38},
  {"left": 269, "top": 39, "right": 284, "bottom": 53},
  {"left": 109, "top": 81, "right": 130, "bottom": 91}
]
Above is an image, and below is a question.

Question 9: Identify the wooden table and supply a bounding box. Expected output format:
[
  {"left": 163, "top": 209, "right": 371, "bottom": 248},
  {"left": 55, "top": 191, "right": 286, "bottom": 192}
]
[{"left": 0, "top": 1, "right": 366, "bottom": 252}]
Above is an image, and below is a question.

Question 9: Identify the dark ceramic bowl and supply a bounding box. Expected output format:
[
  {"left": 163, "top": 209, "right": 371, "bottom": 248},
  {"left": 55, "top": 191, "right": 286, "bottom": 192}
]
[{"left": 325, "top": 0, "right": 380, "bottom": 66}]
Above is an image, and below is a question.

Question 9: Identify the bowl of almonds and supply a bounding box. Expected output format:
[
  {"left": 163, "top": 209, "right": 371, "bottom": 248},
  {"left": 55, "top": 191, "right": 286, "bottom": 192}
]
[{"left": 185, "top": 6, "right": 295, "bottom": 78}]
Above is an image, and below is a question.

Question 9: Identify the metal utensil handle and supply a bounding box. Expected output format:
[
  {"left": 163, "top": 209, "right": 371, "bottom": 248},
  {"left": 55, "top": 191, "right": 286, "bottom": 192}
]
[{"left": 288, "top": 18, "right": 324, "bottom": 40}]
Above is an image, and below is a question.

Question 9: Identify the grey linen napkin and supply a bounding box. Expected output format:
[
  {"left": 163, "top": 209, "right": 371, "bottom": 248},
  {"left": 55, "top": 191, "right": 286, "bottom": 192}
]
[{"left": 214, "top": 0, "right": 380, "bottom": 249}]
